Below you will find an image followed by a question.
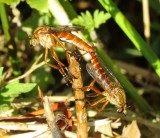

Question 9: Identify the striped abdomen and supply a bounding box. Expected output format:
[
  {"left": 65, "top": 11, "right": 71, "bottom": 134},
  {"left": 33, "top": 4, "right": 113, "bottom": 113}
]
[
  {"left": 55, "top": 32, "right": 95, "bottom": 53},
  {"left": 89, "top": 52, "right": 117, "bottom": 91}
]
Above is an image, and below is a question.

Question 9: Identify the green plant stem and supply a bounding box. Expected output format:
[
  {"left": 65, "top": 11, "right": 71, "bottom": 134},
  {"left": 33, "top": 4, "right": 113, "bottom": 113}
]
[
  {"left": 48, "top": 0, "right": 77, "bottom": 24},
  {"left": 0, "top": 2, "right": 21, "bottom": 76},
  {"left": 0, "top": 2, "right": 10, "bottom": 42},
  {"left": 59, "top": 0, "right": 77, "bottom": 20},
  {"left": 99, "top": 0, "right": 160, "bottom": 77},
  {"left": 96, "top": 47, "right": 153, "bottom": 112}
]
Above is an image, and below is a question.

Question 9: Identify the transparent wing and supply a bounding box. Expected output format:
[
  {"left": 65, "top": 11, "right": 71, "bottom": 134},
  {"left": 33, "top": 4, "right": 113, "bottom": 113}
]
[
  {"left": 86, "top": 63, "right": 108, "bottom": 90},
  {"left": 86, "top": 62, "right": 119, "bottom": 91},
  {"left": 97, "top": 57, "right": 119, "bottom": 84},
  {"left": 86, "top": 63, "right": 102, "bottom": 84},
  {"left": 49, "top": 25, "right": 84, "bottom": 32}
]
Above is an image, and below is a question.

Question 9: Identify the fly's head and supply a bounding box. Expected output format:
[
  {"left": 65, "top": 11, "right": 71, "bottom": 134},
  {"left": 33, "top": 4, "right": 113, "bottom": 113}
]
[
  {"left": 104, "top": 86, "right": 127, "bottom": 114},
  {"left": 114, "top": 86, "right": 127, "bottom": 114}
]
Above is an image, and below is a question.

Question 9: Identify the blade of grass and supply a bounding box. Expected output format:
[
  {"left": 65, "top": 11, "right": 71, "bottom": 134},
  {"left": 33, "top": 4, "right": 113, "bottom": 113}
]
[
  {"left": 99, "top": 0, "right": 160, "bottom": 77},
  {"left": 96, "top": 47, "right": 153, "bottom": 112},
  {"left": 0, "top": 2, "right": 10, "bottom": 42},
  {"left": 48, "top": 0, "right": 77, "bottom": 25},
  {"left": 0, "top": 2, "right": 21, "bottom": 76}
]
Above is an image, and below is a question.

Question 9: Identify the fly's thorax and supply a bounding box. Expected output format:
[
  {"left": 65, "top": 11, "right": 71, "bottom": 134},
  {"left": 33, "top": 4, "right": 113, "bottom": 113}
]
[
  {"left": 31, "top": 34, "right": 53, "bottom": 49},
  {"left": 34, "top": 26, "right": 50, "bottom": 35},
  {"left": 31, "top": 26, "right": 53, "bottom": 49},
  {"left": 38, "top": 34, "right": 53, "bottom": 49}
]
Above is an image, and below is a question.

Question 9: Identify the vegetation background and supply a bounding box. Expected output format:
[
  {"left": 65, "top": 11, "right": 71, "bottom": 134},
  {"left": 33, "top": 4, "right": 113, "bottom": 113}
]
[{"left": 0, "top": 0, "right": 160, "bottom": 137}]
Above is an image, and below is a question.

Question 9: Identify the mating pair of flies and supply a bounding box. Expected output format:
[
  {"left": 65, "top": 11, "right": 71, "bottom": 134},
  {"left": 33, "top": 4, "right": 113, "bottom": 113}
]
[{"left": 30, "top": 25, "right": 127, "bottom": 114}]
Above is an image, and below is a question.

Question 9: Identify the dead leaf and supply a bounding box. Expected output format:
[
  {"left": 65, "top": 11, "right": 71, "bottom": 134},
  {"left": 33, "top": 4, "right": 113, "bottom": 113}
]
[{"left": 122, "top": 120, "right": 141, "bottom": 138}]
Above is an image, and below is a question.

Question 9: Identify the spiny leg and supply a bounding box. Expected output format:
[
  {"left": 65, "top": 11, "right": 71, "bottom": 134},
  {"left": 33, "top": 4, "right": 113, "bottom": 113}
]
[
  {"left": 50, "top": 33, "right": 71, "bottom": 65},
  {"left": 50, "top": 34, "right": 77, "bottom": 84},
  {"left": 50, "top": 35, "right": 73, "bottom": 81},
  {"left": 50, "top": 34, "right": 81, "bottom": 81},
  {"left": 51, "top": 33, "right": 68, "bottom": 51},
  {"left": 44, "top": 47, "right": 72, "bottom": 84},
  {"left": 82, "top": 80, "right": 102, "bottom": 97},
  {"left": 86, "top": 97, "right": 109, "bottom": 112},
  {"left": 82, "top": 80, "right": 110, "bottom": 111},
  {"left": 44, "top": 48, "right": 60, "bottom": 69},
  {"left": 50, "top": 47, "right": 65, "bottom": 67}
]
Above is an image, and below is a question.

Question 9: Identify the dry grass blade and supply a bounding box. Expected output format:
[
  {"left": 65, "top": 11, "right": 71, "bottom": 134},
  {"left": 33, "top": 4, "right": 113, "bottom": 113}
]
[
  {"left": 38, "top": 86, "right": 62, "bottom": 138},
  {"left": 122, "top": 120, "right": 141, "bottom": 138}
]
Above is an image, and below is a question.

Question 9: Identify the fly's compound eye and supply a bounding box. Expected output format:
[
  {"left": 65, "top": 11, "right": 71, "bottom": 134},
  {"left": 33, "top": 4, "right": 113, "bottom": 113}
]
[
  {"left": 29, "top": 39, "right": 33, "bottom": 46},
  {"left": 30, "top": 38, "right": 39, "bottom": 47}
]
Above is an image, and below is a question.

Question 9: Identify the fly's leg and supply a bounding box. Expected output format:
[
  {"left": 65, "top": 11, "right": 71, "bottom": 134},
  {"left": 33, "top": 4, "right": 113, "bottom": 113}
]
[
  {"left": 51, "top": 33, "right": 82, "bottom": 80},
  {"left": 82, "top": 80, "right": 102, "bottom": 97},
  {"left": 44, "top": 47, "right": 72, "bottom": 85},
  {"left": 50, "top": 33, "right": 76, "bottom": 82},
  {"left": 44, "top": 34, "right": 73, "bottom": 84},
  {"left": 50, "top": 47, "right": 65, "bottom": 67},
  {"left": 44, "top": 48, "right": 62, "bottom": 69},
  {"left": 51, "top": 33, "right": 68, "bottom": 51},
  {"left": 86, "top": 97, "right": 109, "bottom": 112},
  {"left": 51, "top": 33, "right": 71, "bottom": 65},
  {"left": 72, "top": 45, "right": 90, "bottom": 62},
  {"left": 71, "top": 47, "right": 82, "bottom": 62},
  {"left": 51, "top": 48, "right": 73, "bottom": 84},
  {"left": 82, "top": 80, "right": 96, "bottom": 91},
  {"left": 82, "top": 80, "right": 110, "bottom": 112}
]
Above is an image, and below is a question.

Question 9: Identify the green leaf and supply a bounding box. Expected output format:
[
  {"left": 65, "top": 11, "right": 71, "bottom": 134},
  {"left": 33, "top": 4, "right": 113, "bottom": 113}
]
[
  {"left": 93, "top": 10, "right": 111, "bottom": 28},
  {"left": 0, "top": 0, "right": 20, "bottom": 6},
  {"left": 30, "top": 64, "right": 55, "bottom": 91},
  {"left": 0, "top": 67, "right": 3, "bottom": 82},
  {"left": 72, "top": 10, "right": 111, "bottom": 32},
  {"left": 0, "top": 81, "right": 36, "bottom": 98},
  {"left": 26, "top": 0, "right": 49, "bottom": 12}
]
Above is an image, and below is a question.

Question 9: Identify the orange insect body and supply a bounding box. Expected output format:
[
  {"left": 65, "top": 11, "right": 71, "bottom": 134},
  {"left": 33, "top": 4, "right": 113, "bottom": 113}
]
[
  {"left": 31, "top": 25, "right": 127, "bottom": 113},
  {"left": 55, "top": 32, "right": 94, "bottom": 53},
  {"left": 86, "top": 61, "right": 127, "bottom": 114}
]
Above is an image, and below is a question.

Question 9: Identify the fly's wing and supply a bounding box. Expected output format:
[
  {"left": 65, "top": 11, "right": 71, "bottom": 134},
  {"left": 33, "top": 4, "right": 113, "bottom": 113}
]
[
  {"left": 97, "top": 57, "right": 119, "bottom": 85},
  {"left": 86, "top": 62, "right": 120, "bottom": 91},
  {"left": 49, "top": 25, "right": 84, "bottom": 32},
  {"left": 86, "top": 63, "right": 107, "bottom": 90}
]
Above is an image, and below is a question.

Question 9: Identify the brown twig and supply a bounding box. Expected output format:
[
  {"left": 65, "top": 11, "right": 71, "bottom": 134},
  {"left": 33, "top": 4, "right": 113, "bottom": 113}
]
[
  {"left": 38, "top": 86, "right": 62, "bottom": 138},
  {"left": 9, "top": 54, "right": 49, "bottom": 83},
  {"left": 69, "top": 55, "right": 88, "bottom": 138}
]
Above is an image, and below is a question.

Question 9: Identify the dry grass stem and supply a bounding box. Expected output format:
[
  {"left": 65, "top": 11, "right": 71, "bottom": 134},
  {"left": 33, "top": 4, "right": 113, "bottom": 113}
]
[
  {"left": 97, "top": 110, "right": 160, "bottom": 131},
  {"left": 69, "top": 55, "right": 88, "bottom": 138},
  {"left": 142, "top": 0, "right": 150, "bottom": 44},
  {"left": 62, "top": 130, "right": 77, "bottom": 138},
  {"left": 9, "top": 54, "right": 49, "bottom": 83},
  {"left": 48, "top": 96, "right": 75, "bottom": 102},
  {"left": 0, "top": 122, "right": 48, "bottom": 131},
  {"left": 38, "top": 86, "right": 62, "bottom": 138}
]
